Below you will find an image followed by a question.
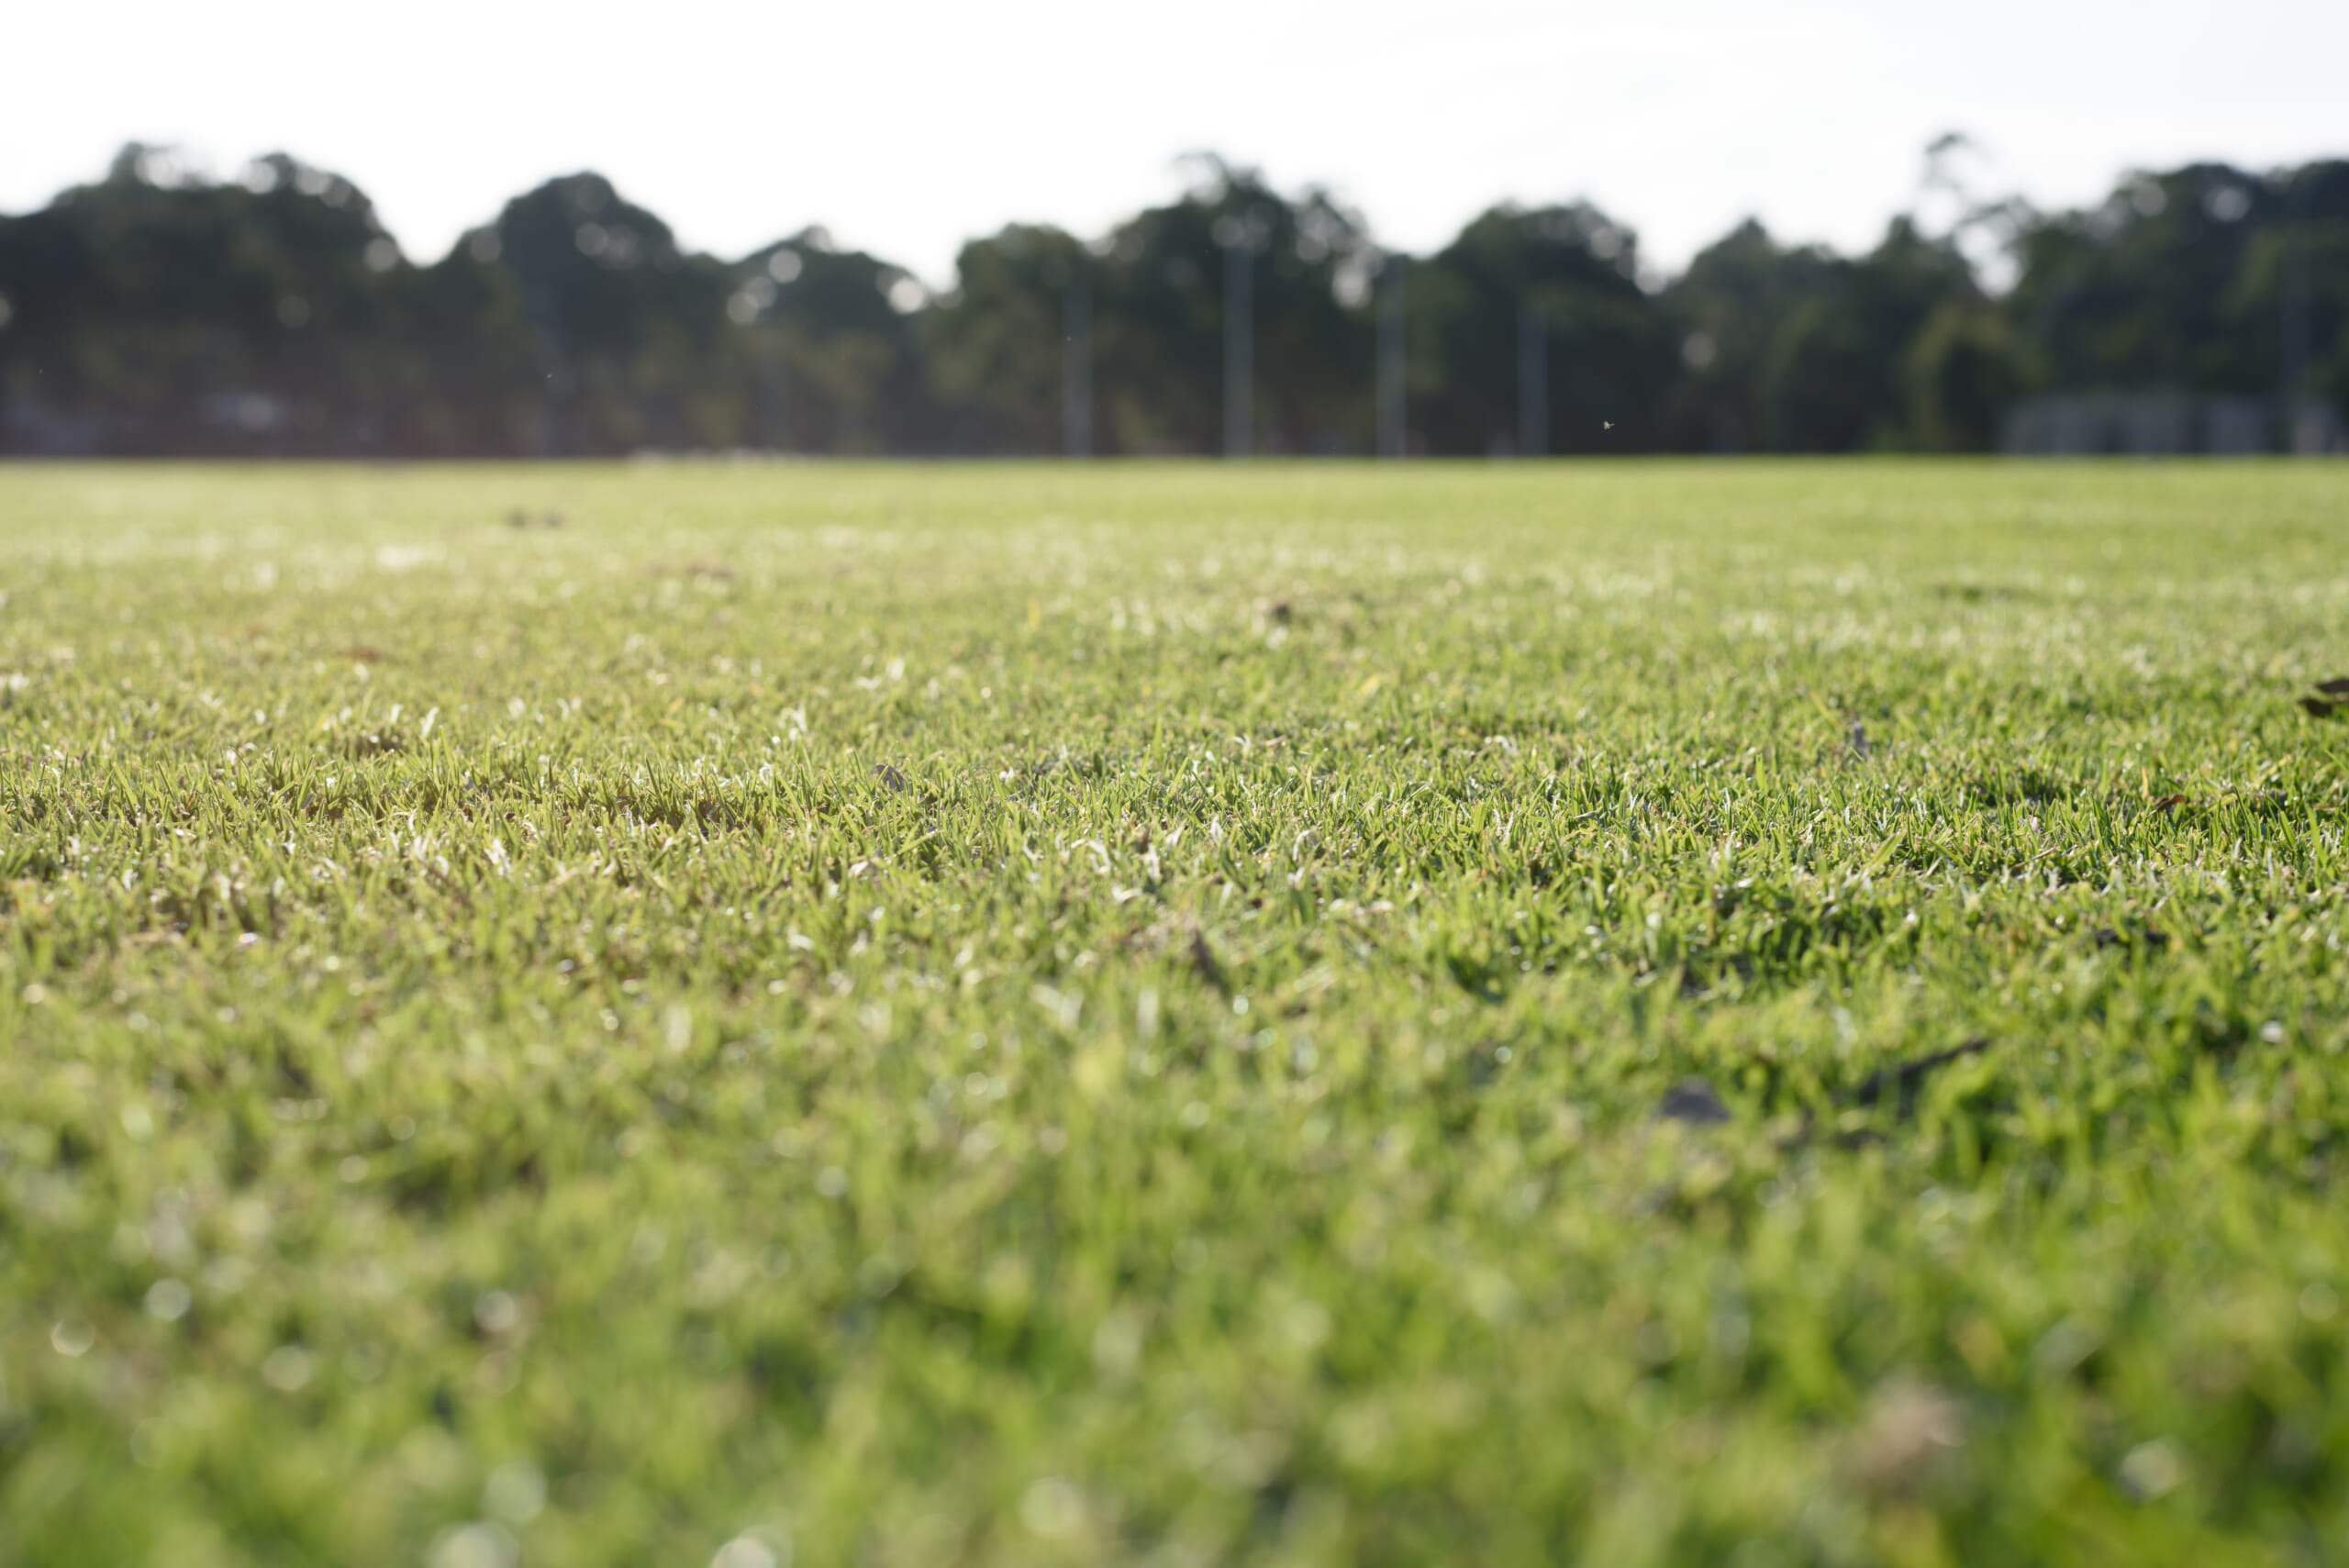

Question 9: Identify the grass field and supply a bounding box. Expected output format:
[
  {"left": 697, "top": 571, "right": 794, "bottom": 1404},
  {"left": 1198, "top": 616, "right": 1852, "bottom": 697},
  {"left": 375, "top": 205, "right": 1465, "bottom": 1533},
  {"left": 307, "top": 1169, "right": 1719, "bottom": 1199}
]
[{"left": 4, "top": 459, "right": 2348, "bottom": 1567}]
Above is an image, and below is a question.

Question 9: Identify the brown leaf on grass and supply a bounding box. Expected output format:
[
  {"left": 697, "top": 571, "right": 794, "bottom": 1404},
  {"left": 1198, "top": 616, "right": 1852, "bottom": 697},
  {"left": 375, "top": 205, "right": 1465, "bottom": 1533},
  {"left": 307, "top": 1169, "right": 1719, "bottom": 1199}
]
[
  {"left": 2301, "top": 696, "right": 2341, "bottom": 719},
  {"left": 2316, "top": 677, "right": 2349, "bottom": 695},
  {"left": 873, "top": 763, "right": 907, "bottom": 794},
  {"left": 2152, "top": 794, "right": 2189, "bottom": 814}
]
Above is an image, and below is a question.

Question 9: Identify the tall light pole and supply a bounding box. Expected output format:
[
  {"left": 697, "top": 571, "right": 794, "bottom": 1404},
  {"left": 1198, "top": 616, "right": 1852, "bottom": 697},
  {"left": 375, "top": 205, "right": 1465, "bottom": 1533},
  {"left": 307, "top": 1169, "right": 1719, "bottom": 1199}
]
[
  {"left": 1517, "top": 300, "right": 1548, "bottom": 458},
  {"left": 1063, "top": 283, "right": 1092, "bottom": 459},
  {"left": 762, "top": 248, "right": 800, "bottom": 453},
  {"left": 1376, "top": 254, "right": 1408, "bottom": 460},
  {"left": 1219, "top": 222, "right": 1255, "bottom": 459},
  {"left": 2282, "top": 167, "right": 2313, "bottom": 454},
  {"left": 763, "top": 344, "right": 787, "bottom": 454}
]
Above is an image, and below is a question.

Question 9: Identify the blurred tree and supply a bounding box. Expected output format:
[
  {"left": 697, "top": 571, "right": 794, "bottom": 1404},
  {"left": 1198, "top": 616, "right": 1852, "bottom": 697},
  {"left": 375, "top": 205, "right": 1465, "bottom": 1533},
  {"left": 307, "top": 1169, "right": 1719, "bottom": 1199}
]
[
  {"left": 1990, "top": 159, "right": 2349, "bottom": 448},
  {"left": 922, "top": 224, "right": 1095, "bottom": 454},
  {"left": 1904, "top": 302, "right": 2032, "bottom": 451},
  {"left": 2008, "top": 162, "right": 2283, "bottom": 394},
  {"left": 0, "top": 147, "right": 542, "bottom": 455},
  {"left": 2259, "top": 163, "right": 2349, "bottom": 417},
  {"left": 727, "top": 229, "right": 936, "bottom": 455},
  {"left": 2198, "top": 161, "right": 2349, "bottom": 412},
  {"left": 1410, "top": 203, "right": 1675, "bottom": 454},
  {"left": 4, "top": 145, "right": 2344, "bottom": 459},
  {"left": 1085, "top": 159, "right": 1377, "bottom": 455},
  {"left": 1753, "top": 218, "right": 1980, "bottom": 450},
  {"left": 1655, "top": 221, "right": 1835, "bottom": 452},
  {"left": 485, "top": 173, "right": 744, "bottom": 452},
  {"left": 373, "top": 246, "right": 543, "bottom": 456}
]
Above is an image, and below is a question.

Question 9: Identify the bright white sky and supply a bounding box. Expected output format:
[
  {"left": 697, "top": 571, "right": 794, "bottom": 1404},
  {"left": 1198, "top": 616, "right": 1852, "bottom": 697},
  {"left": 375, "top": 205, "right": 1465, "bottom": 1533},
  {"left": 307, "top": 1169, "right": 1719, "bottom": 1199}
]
[{"left": 7, "top": 0, "right": 2344, "bottom": 286}]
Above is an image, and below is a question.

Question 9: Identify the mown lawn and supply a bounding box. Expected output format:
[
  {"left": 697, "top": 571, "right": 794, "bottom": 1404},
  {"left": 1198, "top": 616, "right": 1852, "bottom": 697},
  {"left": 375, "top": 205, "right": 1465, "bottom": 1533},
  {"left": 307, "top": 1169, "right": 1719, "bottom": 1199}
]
[{"left": 3, "top": 460, "right": 2347, "bottom": 1567}]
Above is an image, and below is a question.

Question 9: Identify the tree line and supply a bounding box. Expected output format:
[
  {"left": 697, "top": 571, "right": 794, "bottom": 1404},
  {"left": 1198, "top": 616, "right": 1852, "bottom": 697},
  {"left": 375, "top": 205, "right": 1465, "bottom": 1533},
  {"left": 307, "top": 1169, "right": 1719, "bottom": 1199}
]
[{"left": 0, "top": 142, "right": 2343, "bottom": 458}]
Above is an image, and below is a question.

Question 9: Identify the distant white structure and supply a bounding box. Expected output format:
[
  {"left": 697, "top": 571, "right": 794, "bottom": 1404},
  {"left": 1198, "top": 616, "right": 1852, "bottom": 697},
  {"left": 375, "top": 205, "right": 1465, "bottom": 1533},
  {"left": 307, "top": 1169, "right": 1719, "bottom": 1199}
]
[{"left": 2001, "top": 395, "right": 2343, "bottom": 456}]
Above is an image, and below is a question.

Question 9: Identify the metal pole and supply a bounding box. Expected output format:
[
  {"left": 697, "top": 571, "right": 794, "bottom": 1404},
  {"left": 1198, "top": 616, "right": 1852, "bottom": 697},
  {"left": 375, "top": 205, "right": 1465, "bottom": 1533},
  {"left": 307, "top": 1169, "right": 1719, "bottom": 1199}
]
[
  {"left": 763, "top": 339, "right": 787, "bottom": 454},
  {"left": 1223, "top": 239, "right": 1252, "bottom": 459},
  {"left": 2282, "top": 169, "right": 2313, "bottom": 454},
  {"left": 1517, "top": 301, "right": 1547, "bottom": 458},
  {"left": 1377, "top": 255, "right": 1407, "bottom": 460},
  {"left": 1063, "top": 284, "right": 1092, "bottom": 459}
]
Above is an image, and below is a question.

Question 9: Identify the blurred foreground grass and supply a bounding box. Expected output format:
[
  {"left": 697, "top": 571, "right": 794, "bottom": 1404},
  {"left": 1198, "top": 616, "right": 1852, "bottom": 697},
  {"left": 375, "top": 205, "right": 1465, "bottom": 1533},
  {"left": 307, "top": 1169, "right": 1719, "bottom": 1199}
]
[{"left": 4, "top": 460, "right": 2349, "bottom": 1566}]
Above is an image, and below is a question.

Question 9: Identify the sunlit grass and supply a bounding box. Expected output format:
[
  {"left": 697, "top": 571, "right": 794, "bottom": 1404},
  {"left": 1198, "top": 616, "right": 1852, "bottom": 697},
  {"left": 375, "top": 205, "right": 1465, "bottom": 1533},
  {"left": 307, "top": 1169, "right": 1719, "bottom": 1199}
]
[{"left": 4, "top": 459, "right": 2347, "bottom": 1566}]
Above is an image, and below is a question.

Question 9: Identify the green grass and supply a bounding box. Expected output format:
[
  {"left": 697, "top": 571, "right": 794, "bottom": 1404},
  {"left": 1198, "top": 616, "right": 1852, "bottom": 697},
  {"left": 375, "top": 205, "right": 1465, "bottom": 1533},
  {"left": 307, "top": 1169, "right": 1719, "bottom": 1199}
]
[{"left": 4, "top": 459, "right": 2348, "bottom": 1567}]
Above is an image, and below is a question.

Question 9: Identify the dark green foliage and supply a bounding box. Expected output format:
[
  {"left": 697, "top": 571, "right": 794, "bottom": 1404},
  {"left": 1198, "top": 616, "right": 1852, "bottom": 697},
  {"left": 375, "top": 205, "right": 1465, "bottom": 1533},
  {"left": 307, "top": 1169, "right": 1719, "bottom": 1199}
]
[
  {"left": 2004, "top": 161, "right": 2349, "bottom": 422},
  {"left": 1411, "top": 204, "right": 1677, "bottom": 454},
  {"left": 0, "top": 150, "right": 544, "bottom": 455},
  {"left": 730, "top": 231, "right": 935, "bottom": 455},
  {"left": 1, "top": 149, "right": 2344, "bottom": 456},
  {"left": 1085, "top": 161, "right": 1377, "bottom": 456},
  {"left": 1753, "top": 219, "right": 1985, "bottom": 452},
  {"left": 923, "top": 224, "right": 1095, "bottom": 455}
]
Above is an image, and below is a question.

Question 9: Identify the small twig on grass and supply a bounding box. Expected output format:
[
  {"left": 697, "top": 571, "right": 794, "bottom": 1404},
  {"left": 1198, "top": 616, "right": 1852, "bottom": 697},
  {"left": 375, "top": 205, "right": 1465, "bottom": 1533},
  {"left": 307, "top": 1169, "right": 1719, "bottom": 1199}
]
[
  {"left": 1842, "top": 1037, "right": 1993, "bottom": 1114},
  {"left": 2300, "top": 677, "right": 2349, "bottom": 718},
  {"left": 1187, "top": 926, "right": 1228, "bottom": 994},
  {"left": 1655, "top": 1038, "right": 1997, "bottom": 1144}
]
